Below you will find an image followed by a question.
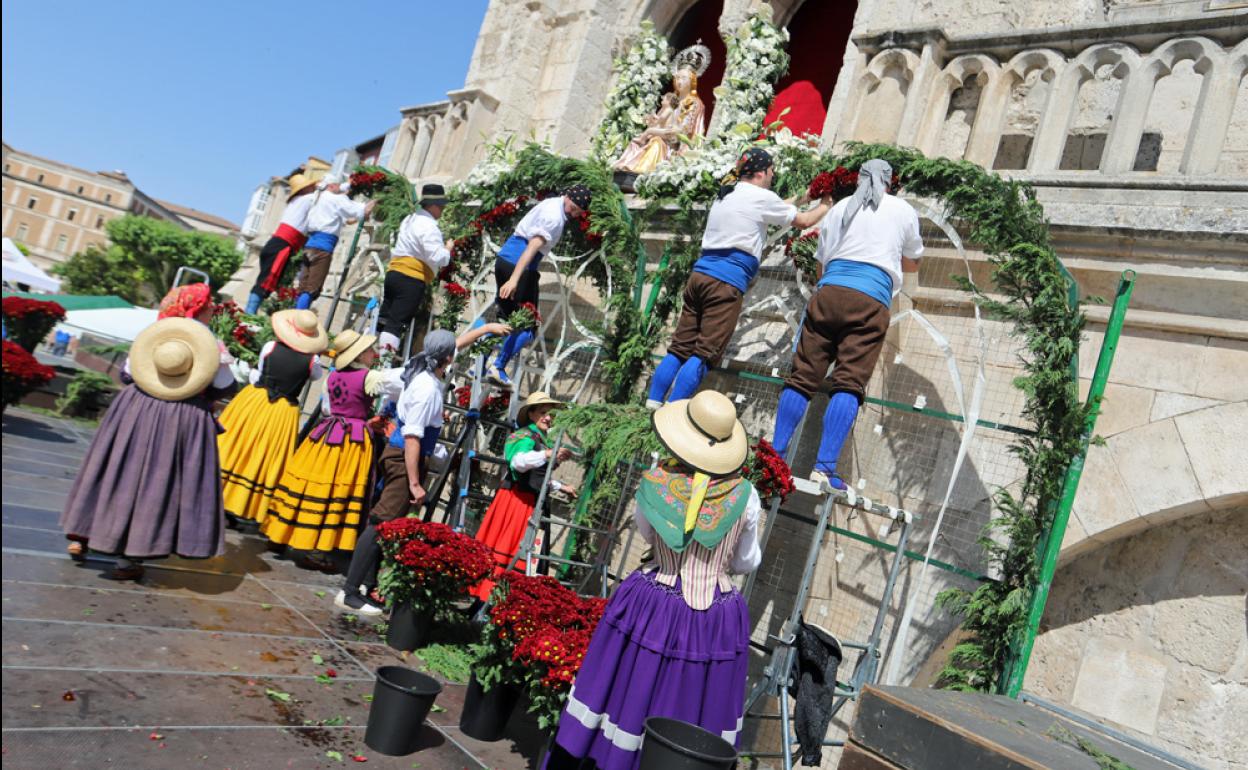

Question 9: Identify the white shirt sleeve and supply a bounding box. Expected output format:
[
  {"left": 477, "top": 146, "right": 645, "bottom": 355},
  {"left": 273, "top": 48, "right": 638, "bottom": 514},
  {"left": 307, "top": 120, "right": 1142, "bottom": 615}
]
[
  {"left": 372, "top": 367, "right": 406, "bottom": 402},
  {"left": 633, "top": 499, "right": 656, "bottom": 545},
  {"left": 902, "top": 206, "right": 924, "bottom": 259},
  {"left": 308, "top": 356, "right": 323, "bottom": 382},
  {"left": 510, "top": 449, "right": 549, "bottom": 472},
  {"left": 759, "top": 189, "right": 798, "bottom": 227},
  {"left": 340, "top": 195, "right": 367, "bottom": 222},
  {"left": 253, "top": 341, "right": 278, "bottom": 379},
  {"left": 364, "top": 369, "right": 388, "bottom": 397},
  {"left": 212, "top": 363, "right": 235, "bottom": 390},
  {"left": 816, "top": 205, "right": 844, "bottom": 267},
  {"left": 727, "top": 487, "right": 763, "bottom": 574},
  {"left": 420, "top": 222, "right": 451, "bottom": 270},
  {"left": 523, "top": 199, "right": 563, "bottom": 244}
]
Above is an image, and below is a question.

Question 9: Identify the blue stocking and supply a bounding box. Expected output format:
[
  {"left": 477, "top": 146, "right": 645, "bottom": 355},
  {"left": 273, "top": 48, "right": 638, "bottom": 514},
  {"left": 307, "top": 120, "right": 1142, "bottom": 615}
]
[
  {"left": 815, "top": 392, "right": 860, "bottom": 489},
  {"left": 245, "top": 292, "right": 263, "bottom": 315},
  {"left": 771, "top": 387, "right": 810, "bottom": 459},
  {"left": 647, "top": 354, "right": 683, "bottom": 404},
  {"left": 295, "top": 292, "right": 313, "bottom": 310},
  {"left": 494, "top": 329, "right": 534, "bottom": 374},
  {"left": 667, "top": 356, "right": 707, "bottom": 401}
]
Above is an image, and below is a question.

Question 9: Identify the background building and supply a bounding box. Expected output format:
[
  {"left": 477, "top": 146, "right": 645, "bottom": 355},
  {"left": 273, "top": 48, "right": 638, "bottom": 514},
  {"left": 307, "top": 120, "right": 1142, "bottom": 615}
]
[{"left": 2, "top": 143, "right": 239, "bottom": 273}]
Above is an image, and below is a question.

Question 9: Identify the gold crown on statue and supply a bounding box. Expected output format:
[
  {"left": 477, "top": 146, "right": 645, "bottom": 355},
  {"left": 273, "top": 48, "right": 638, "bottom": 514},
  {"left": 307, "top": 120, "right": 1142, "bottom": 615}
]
[{"left": 673, "top": 41, "right": 712, "bottom": 76}]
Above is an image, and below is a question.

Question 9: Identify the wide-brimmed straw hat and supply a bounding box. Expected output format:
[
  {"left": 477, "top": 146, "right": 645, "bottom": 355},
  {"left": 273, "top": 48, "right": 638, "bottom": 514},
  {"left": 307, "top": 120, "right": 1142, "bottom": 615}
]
[
  {"left": 652, "top": 391, "right": 748, "bottom": 476},
  {"left": 518, "top": 391, "right": 564, "bottom": 427},
  {"left": 287, "top": 173, "right": 318, "bottom": 200},
  {"left": 129, "top": 318, "right": 221, "bottom": 401},
  {"left": 271, "top": 309, "right": 328, "bottom": 354},
  {"left": 329, "top": 329, "right": 376, "bottom": 369}
]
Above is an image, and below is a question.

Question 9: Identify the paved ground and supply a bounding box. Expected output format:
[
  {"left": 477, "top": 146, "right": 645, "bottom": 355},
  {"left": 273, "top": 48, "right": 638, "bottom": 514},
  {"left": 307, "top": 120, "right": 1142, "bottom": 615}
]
[{"left": 1, "top": 407, "right": 543, "bottom": 769}]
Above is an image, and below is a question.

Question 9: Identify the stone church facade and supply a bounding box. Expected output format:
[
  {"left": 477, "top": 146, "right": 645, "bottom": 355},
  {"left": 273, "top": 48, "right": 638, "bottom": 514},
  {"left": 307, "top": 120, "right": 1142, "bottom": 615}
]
[{"left": 228, "top": 2, "right": 1246, "bottom": 767}]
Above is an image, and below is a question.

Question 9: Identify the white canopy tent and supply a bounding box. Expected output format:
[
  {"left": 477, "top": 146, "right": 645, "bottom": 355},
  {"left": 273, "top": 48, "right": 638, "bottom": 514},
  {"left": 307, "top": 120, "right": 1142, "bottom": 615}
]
[
  {"left": 2, "top": 238, "right": 61, "bottom": 292},
  {"left": 57, "top": 307, "right": 159, "bottom": 343}
]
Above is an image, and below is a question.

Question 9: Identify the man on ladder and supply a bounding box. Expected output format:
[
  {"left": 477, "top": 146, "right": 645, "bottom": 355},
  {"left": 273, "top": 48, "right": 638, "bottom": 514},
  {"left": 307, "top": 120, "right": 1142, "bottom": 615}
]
[
  {"left": 771, "top": 159, "right": 923, "bottom": 489},
  {"left": 377, "top": 184, "right": 452, "bottom": 355},
  {"left": 295, "top": 176, "right": 376, "bottom": 310},
  {"left": 244, "top": 172, "right": 319, "bottom": 314}
]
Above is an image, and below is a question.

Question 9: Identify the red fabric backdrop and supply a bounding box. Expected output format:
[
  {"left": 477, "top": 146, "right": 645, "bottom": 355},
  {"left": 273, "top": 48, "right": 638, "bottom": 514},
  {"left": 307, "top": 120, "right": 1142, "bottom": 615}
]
[{"left": 763, "top": 1, "right": 858, "bottom": 137}]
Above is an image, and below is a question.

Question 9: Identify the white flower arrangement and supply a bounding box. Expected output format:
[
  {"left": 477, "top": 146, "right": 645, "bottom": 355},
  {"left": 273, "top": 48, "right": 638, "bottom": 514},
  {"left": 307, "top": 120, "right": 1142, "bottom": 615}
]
[
  {"left": 713, "top": 11, "right": 790, "bottom": 136},
  {"left": 590, "top": 21, "right": 673, "bottom": 162}
]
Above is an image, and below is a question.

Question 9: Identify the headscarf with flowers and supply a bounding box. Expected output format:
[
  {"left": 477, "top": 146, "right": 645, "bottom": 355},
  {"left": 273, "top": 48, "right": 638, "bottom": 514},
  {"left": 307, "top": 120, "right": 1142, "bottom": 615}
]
[{"left": 157, "top": 283, "right": 213, "bottom": 320}]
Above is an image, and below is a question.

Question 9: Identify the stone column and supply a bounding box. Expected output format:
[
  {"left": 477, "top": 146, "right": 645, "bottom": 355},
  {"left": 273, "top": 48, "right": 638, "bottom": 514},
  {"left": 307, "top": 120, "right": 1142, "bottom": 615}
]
[
  {"left": 387, "top": 117, "right": 418, "bottom": 176},
  {"left": 1183, "top": 56, "right": 1240, "bottom": 176},
  {"left": 966, "top": 69, "right": 1013, "bottom": 167},
  {"left": 1101, "top": 66, "right": 1159, "bottom": 174},
  {"left": 1029, "top": 62, "right": 1081, "bottom": 172},
  {"left": 896, "top": 40, "right": 943, "bottom": 147},
  {"left": 406, "top": 118, "right": 435, "bottom": 180}
]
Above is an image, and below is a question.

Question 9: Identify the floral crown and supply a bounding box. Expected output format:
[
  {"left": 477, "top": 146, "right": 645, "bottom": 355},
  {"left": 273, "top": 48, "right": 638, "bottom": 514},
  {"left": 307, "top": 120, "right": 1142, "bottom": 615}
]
[{"left": 673, "top": 41, "right": 711, "bottom": 77}]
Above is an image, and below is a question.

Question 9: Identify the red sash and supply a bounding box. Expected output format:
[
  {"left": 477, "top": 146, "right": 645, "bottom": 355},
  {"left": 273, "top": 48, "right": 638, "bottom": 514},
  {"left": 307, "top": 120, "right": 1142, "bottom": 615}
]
[{"left": 260, "top": 223, "right": 307, "bottom": 293}]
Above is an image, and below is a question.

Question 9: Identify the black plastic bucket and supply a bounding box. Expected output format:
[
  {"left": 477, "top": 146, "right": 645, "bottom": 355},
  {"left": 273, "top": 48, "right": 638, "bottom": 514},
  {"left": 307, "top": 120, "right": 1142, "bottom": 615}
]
[
  {"left": 459, "top": 674, "right": 521, "bottom": 742},
  {"left": 364, "top": 666, "right": 443, "bottom": 756},
  {"left": 640, "top": 717, "right": 737, "bottom": 770},
  {"left": 386, "top": 603, "right": 433, "bottom": 651}
]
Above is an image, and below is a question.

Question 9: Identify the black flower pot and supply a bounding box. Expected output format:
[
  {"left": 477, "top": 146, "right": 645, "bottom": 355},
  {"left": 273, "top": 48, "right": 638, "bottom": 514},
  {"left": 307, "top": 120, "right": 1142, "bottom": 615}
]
[
  {"left": 640, "top": 717, "right": 737, "bottom": 770},
  {"left": 387, "top": 603, "right": 434, "bottom": 651},
  {"left": 459, "top": 674, "right": 521, "bottom": 742},
  {"left": 364, "top": 666, "right": 443, "bottom": 756}
]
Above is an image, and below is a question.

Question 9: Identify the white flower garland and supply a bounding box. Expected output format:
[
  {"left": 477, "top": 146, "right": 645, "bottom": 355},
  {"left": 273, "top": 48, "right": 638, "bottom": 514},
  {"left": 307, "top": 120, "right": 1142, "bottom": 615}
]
[
  {"left": 713, "top": 12, "right": 790, "bottom": 136},
  {"left": 635, "top": 11, "right": 790, "bottom": 201},
  {"left": 591, "top": 21, "right": 673, "bottom": 163}
]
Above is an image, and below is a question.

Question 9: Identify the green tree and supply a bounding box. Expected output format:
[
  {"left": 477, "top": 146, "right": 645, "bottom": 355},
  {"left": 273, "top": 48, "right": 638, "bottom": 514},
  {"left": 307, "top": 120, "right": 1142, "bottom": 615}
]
[{"left": 53, "top": 214, "right": 242, "bottom": 303}]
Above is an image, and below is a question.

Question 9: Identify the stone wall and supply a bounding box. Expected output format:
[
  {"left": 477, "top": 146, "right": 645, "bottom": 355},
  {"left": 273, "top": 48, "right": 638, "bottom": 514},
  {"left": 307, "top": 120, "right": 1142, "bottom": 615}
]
[{"left": 1026, "top": 505, "right": 1248, "bottom": 770}]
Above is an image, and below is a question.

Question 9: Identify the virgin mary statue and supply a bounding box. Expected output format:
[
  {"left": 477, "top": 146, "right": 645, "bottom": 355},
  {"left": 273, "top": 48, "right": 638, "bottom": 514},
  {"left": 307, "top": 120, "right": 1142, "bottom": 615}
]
[{"left": 613, "top": 43, "right": 711, "bottom": 175}]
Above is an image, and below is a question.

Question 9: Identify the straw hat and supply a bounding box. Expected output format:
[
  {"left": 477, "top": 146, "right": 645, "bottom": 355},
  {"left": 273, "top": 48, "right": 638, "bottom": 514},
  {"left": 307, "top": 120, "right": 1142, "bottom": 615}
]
[
  {"left": 129, "top": 318, "right": 221, "bottom": 401},
  {"left": 287, "top": 173, "right": 318, "bottom": 200},
  {"left": 271, "top": 309, "right": 328, "bottom": 354},
  {"left": 329, "top": 329, "right": 376, "bottom": 369},
  {"left": 517, "top": 391, "right": 564, "bottom": 427},
  {"left": 652, "top": 391, "right": 748, "bottom": 476}
]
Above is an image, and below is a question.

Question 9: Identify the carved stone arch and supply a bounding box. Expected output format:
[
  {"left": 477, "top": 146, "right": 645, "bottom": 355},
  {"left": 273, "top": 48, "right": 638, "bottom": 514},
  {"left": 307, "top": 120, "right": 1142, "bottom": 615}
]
[
  {"left": 849, "top": 48, "right": 920, "bottom": 145},
  {"left": 1187, "top": 37, "right": 1248, "bottom": 175},
  {"left": 983, "top": 48, "right": 1064, "bottom": 170},
  {"left": 917, "top": 53, "right": 999, "bottom": 159},
  {"left": 1031, "top": 43, "right": 1140, "bottom": 172},
  {"left": 1129, "top": 37, "right": 1225, "bottom": 173}
]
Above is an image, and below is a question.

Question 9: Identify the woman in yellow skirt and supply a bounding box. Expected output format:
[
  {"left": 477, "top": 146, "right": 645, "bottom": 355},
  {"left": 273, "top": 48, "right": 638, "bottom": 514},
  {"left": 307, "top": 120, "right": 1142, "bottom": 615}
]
[
  {"left": 218, "top": 309, "right": 328, "bottom": 533},
  {"left": 262, "top": 330, "right": 384, "bottom": 571}
]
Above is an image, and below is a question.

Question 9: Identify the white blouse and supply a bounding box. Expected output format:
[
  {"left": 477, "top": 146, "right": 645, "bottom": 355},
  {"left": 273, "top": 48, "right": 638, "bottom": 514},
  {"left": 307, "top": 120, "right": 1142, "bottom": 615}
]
[{"left": 514, "top": 197, "right": 568, "bottom": 256}]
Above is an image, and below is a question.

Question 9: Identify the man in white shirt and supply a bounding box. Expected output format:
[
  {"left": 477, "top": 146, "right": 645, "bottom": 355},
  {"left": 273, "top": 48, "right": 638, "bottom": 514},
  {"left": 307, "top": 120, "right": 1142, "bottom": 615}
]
[
  {"left": 245, "top": 173, "right": 318, "bottom": 314},
  {"left": 377, "top": 184, "right": 453, "bottom": 353},
  {"left": 645, "top": 148, "right": 831, "bottom": 408},
  {"left": 335, "top": 322, "right": 508, "bottom": 615},
  {"left": 488, "top": 184, "right": 592, "bottom": 387},
  {"left": 771, "top": 159, "right": 924, "bottom": 490},
  {"left": 295, "top": 176, "right": 376, "bottom": 310}
]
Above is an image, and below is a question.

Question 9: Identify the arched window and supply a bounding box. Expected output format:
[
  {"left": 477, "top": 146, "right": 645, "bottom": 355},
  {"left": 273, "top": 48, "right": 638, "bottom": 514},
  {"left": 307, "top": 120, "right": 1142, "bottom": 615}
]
[
  {"left": 762, "top": 0, "right": 857, "bottom": 138},
  {"left": 1061, "top": 58, "right": 1131, "bottom": 170},
  {"left": 993, "top": 53, "right": 1060, "bottom": 170}
]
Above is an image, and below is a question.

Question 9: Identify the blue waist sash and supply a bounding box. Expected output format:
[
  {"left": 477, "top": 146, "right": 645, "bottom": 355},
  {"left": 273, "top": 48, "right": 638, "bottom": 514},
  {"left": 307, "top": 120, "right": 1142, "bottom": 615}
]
[
  {"left": 817, "top": 259, "right": 893, "bottom": 308},
  {"left": 691, "top": 247, "right": 758, "bottom": 294},
  {"left": 498, "top": 235, "right": 540, "bottom": 271},
  {"left": 305, "top": 231, "right": 339, "bottom": 252}
]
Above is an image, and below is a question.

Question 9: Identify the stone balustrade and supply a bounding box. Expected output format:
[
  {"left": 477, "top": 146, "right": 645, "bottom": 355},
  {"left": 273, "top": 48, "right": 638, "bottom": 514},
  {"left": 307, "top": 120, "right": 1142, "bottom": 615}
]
[
  {"left": 840, "top": 15, "right": 1248, "bottom": 179},
  {"left": 389, "top": 88, "right": 500, "bottom": 183}
]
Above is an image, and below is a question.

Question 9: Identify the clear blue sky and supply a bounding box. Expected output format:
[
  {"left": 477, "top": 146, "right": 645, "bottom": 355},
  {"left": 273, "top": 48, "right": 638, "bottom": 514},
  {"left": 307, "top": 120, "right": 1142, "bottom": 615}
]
[{"left": 1, "top": 0, "right": 488, "bottom": 225}]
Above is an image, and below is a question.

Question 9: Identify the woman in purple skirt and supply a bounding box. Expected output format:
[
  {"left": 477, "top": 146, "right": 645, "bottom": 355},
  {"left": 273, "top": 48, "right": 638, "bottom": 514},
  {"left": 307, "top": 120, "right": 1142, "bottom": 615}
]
[
  {"left": 61, "top": 306, "right": 236, "bottom": 581},
  {"left": 545, "top": 390, "right": 762, "bottom": 770}
]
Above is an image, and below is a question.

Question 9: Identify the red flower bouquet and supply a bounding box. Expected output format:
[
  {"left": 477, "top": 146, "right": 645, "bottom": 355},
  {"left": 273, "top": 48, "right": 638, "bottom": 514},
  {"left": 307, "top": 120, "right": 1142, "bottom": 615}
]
[
  {"left": 454, "top": 384, "right": 510, "bottom": 421},
  {"left": 2, "top": 296, "right": 66, "bottom": 352},
  {"left": 784, "top": 229, "right": 821, "bottom": 286},
  {"left": 376, "top": 519, "right": 494, "bottom": 616},
  {"left": 505, "top": 302, "right": 541, "bottom": 332},
  {"left": 2, "top": 339, "right": 56, "bottom": 410},
  {"left": 744, "top": 438, "right": 796, "bottom": 502},
  {"left": 348, "top": 170, "right": 388, "bottom": 198},
  {"left": 209, "top": 301, "right": 270, "bottom": 367},
  {"left": 808, "top": 166, "right": 902, "bottom": 201},
  {"left": 470, "top": 574, "right": 606, "bottom": 728}
]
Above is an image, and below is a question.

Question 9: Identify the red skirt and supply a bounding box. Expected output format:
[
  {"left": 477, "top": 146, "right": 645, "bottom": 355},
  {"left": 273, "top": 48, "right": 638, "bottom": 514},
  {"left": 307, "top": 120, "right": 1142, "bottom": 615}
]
[{"left": 471, "top": 485, "right": 537, "bottom": 601}]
